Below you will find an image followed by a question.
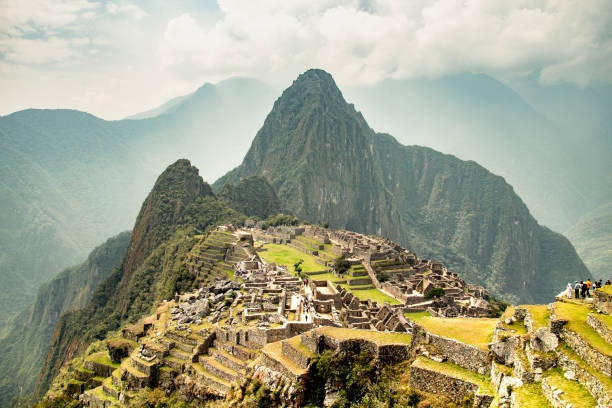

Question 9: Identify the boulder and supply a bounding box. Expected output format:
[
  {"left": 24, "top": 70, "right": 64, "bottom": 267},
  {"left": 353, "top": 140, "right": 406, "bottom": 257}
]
[{"left": 530, "top": 327, "right": 558, "bottom": 352}]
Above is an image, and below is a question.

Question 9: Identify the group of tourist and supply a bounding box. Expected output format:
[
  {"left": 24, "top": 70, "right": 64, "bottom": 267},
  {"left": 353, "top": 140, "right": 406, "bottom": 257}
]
[{"left": 566, "top": 279, "right": 610, "bottom": 299}]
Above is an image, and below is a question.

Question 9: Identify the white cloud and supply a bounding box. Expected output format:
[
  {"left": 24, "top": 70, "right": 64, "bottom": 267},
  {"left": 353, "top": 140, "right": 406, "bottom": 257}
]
[
  {"left": 0, "top": 0, "right": 99, "bottom": 35},
  {"left": 106, "top": 2, "right": 147, "bottom": 20},
  {"left": 159, "top": 0, "right": 612, "bottom": 87},
  {"left": 1, "top": 0, "right": 611, "bottom": 119}
]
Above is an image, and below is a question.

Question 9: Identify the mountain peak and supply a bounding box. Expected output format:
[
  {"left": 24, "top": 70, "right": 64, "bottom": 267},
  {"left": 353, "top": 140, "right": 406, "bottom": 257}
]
[{"left": 284, "top": 68, "right": 345, "bottom": 104}]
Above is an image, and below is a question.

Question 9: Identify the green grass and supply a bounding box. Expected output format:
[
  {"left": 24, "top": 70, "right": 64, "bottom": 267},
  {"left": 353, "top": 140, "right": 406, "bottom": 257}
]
[
  {"left": 522, "top": 304, "right": 550, "bottom": 329},
  {"left": 404, "top": 311, "right": 431, "bottom": 322},
  {"left": 87, "top": 351, "right": 120, "bottom": 368},
  {"left": 339, "top": 284, "right": 400, "bottom": 304},
  {"left": 499, "top": 306, "right": 528, "bottom": 334},
  {"left": 512, "top": 383, "right": 552, "bottom": 408},
  {"left": 544, "top": 368, "right": 597, "bottom": 408},
  {"left": 296, "top": 235, "right": 324, "bottom": 247},
  {"left": 593, "top": 313, "right": 612, "bottom": 332},
  {"left": 412, "top": 356, "right": 494, "bottom": 394},
  {"left": 418, "top": 317, "right": 497, "bottom": 350},
  {"left": 259, "top": 243, "right": 324, "bottom": 272},
  {"left": 557, "top": 341, "right": 612, "bottom": 394},
  {"left": 553, "top": 301, "right": 612, "bottom": 356},
  {"left": 315, "top": 327, "right": 412, "bottom": 344},
  {"left": 600, "top": 285, "right": 612, "bottom": 296}
]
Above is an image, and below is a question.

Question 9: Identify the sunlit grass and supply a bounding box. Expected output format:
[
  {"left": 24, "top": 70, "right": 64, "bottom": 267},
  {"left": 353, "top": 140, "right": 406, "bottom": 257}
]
[{"left": 417, "top": 317, "right": 497, "bottom": 350}]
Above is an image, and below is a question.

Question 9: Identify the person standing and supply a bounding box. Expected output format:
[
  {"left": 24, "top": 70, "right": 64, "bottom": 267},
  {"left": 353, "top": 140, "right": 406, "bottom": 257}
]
[
  {"left": 574, "top": 281, "right": 581, "bottom": 299},
  {"left": 586, "top": 279, "right": 592, "bottom": 297},
  {"left": 567, "top": 282, "right": 573, "bottom": 298},
  {"left": 581, "top": 281, "right": 586, "bottom": 298}
]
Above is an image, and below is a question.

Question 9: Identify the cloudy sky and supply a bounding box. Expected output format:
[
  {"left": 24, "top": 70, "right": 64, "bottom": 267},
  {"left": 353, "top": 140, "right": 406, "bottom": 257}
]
[{"left": 1, "top": 0, "right": 611, "bottom": 119}]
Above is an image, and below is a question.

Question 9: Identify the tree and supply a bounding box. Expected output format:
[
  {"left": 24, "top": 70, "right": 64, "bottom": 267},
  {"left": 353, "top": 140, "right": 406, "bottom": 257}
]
[{"left": 294, "top": 259, "right": 304, "bottom": 275}]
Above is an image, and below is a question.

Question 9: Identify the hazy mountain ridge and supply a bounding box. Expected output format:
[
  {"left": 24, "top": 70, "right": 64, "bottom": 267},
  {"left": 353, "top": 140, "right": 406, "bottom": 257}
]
[
  {"left": 566, "top": 202, "right": 612, "bottom": 280},
  {"left": 0, "top": 231, "right": 130, "bottom": 407},
  {"left": 0, "top": 78, "right": 277, "bottom": 332},
  {"left": 344, "top": 74, "right": 602, "bottom": 232},
  {"left": 216, "top": 69, "right": 590, "bottom": 304}
]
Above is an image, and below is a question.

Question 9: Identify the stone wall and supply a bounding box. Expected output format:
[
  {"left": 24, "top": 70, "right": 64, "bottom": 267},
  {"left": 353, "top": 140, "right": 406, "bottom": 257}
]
[
  {"left": 412, "top": 326, "right": 491, "bottom": 374},
  {"left": 594, "top": 291, "right": 612, "bottom": 315},
  {"left": 587, "top": 314, "right": 612, "bottom": 344},
  {"left": 300, "top": 330, "right": 411, "bottom": 364},
  {"left": 560, "top": 327, "right": 612, "bottom": 377},
  {"left": 556, "top": 347, "right": 612, "bottom": 407},
  {"left": 281, "top": 341, "right": 311, "bottom": 369},
  {"left": 409, "top": 365, "right": 492, "bottom": 406}
]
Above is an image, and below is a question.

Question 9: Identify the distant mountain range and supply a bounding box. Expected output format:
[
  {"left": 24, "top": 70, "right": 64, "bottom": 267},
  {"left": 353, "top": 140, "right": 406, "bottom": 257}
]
[
  {"left": 0, "top": 78, "right": 277, "bottom": 331},
  {"left": 0, "top": 69, "right": 601, "bottom": 405}
]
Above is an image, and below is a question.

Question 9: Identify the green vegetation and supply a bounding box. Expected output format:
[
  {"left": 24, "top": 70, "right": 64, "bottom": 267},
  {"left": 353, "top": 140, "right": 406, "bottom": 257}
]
[
  {"left": 404, "top": 311, "right": 432, "bottom": 322},
  {"left": 553, "top": 302, "right": 612, "bottom": 356},
  {"left": 425, "top": 287, "right": 445, "bottom": 299},
  {"left": 413, "top": 356, "right": 494, "bottom": 394},
  {"left": 0, "top": 232, "right": 130, "bottom": 407},
  {"left": 219, "top": 176, "right": 281, "bottom": 219},
  {"left": 339, "top": 285, "right": 400, "bottom": 305},
  {"left": 259, "top": 243, "right": 323, "bottom": 272},
  {"left": 523, "top": 304, "right": 550, "bottom": 329},
  {"left": 333, "top": 256, "right": 351, "bottom": 275},
  {"left": 601, "top": 285, "right": 612, "bottom": 296},
  {"left": 213, "top": 68, "right": 589, "bottom": 305},
  {"left": 316, "top": 327, "right": 412, "bottom": 344},
  {"left": 557, "top": 342, "right": 612, "bottom": 394},
  {"left": 512, "top": 383, "right": 552, "bottom": 408},
  {"left": 544, "top": 368, "right": 598, "bottom": 408},
  {"left": 418, "top": 317, "right": 497, "bottom": 350},
  {"left": 35, "top": 160, "right": 250, "bottom": 400}
]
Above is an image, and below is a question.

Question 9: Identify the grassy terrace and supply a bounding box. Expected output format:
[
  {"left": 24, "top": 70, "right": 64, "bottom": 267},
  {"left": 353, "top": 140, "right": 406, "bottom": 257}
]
[
  {"left": 285, "top": 335, "right": 315, "bottom": 358},
  {"left": 558, "top": 341, "right": 612, "bottom": 395},
  {"left": 512, "top": 383, "right": 552, "bottom": 408},
  {"left": 600, "top": 285, "right": 612, "bottom": 296},
  {"left": 553, "top": 301, "right": 612, "bottom": 356},
  {"left": 259, "top": 242, "right": 401, "bottom": 305},
  {"left": 314, "top": 327, "right": 412, "bottom": 344},
  {"left": 544, "top": 368, "right": 597, "bottom": 408},
  {"left": 594, "top": 313, "right": 612, "bottom": 332},
  {"left": 522, "top": 304, "right": 550, "bottom": 329},
  {"left": 499, "top": 306, "right": 527, "bottom": 334},
  {"left": 87, "top": 351, "right": 120, "bottom": 368},
  {"left": 263, "top": 342, "right": 308, "bottom": 376},
  {"left": 417, "top": 317, "right": 497, "bottom": 351},
  {"left": 258, "top": 243, "right": 324, "bottom": 272},
  {"left": 412, "top": 356, "right": 494, "bottom": 394},
  {"left": 404, "top": 311, "right": 432, "bottom": 322}
]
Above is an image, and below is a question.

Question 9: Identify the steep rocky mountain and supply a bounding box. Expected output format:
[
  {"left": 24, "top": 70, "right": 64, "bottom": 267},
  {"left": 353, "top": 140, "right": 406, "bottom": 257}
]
[
  {"left": 344, "top": 74, "right": 601, "bottom": 233},
  {"left": 219, "top": 176, "right": 281, "bottom": 219},
  {"left": 0, "top": 231, "right": 130, "bottom": 407},
  {"left": 34, "top": 159, "right": 247, "bottom": 400},
  {"left": 215, "top": 69, "right": 590, "bottom": 304},
  {"left": 566, "top": 202, "right": 612, "bottom": 280},
  {"left": 0, "top": 77, "right": 276, "bottom": 332}
]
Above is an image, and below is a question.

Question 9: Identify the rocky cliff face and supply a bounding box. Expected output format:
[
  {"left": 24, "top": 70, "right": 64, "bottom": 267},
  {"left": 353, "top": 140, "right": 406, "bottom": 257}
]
[
  {"left": 215, "top": 69, "right": 590, "bottom": 304},
  {"left": 0, "top": 232, "right": 130, "bottom": 407},
  {"left": 34, "top": 159, "right": 246, "bottom": 399}
]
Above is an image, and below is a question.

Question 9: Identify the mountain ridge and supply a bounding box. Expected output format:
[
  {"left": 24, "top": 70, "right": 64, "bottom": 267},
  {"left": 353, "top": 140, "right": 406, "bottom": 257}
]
[{"left": 215, "top": 68, "right": 590, "bottom": 304}]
